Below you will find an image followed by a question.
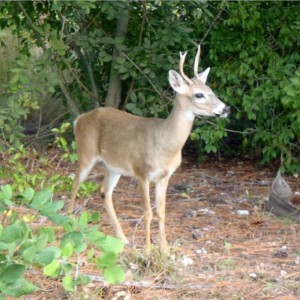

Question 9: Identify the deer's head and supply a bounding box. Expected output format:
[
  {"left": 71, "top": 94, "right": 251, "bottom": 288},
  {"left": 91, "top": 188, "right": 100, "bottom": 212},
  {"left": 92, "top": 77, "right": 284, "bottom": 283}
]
[{"left": 168, "top": 45, "right": 230, "bottom": 119}]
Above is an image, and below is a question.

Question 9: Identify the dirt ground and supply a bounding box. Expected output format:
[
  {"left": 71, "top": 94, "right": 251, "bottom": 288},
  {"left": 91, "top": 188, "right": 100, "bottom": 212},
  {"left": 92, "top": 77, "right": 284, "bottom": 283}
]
[
  {"left": 97, "top": 157, "right": 300, "bottom": 300},
  {"left": 2, "top": 150, "right": 300, "bottom": 300}
]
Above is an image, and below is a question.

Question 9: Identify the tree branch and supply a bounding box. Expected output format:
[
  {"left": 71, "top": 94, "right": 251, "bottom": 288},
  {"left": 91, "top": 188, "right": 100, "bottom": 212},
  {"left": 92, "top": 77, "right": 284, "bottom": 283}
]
[
  {"left": 200, "top": 2, "right": 227, "bottom": 45},
  {"left": 17, "top": 2, "right": 47, "bottom": 51},
  {"left": 57, "top": 10, "right": 99, "bottom": 108},
  {"left": 86, "top": 274, "right": 213, "bottom": 290},
  {"left": 123, "top": 0, "right": 147, "bottom": 108},
  {"left": 105, "top": 1, "right": 130, "bottom": 108},
  {"left": 57, "top": 68, "right": 80, "bottom": 117},
  {"left": 18, "top": 3, "right": 80, "bottom": 117}
]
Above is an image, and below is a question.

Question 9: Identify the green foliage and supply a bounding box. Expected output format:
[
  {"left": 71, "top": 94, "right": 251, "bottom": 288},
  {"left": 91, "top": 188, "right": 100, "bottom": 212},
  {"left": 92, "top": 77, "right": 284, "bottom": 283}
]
[
  {"left": 0, "top": 185, "right": 124, "bottom": 298},
  {"left": 52, "top": 122, "right": 78, "bottom": 163},
  {"left": 0, "top": 145, "right": 72, "bottom": 193},
  {"left": 191, "top": 118, "right": 229, "bottom": 154},
  {"left": 0, "top": 28, "right": 62, "bottom": 150},
  {"left": 202, "top": 1, "right": 300, "bottom": 173},
  {"left": 1, "top": 1, "right": 300, "bottom": 172}
]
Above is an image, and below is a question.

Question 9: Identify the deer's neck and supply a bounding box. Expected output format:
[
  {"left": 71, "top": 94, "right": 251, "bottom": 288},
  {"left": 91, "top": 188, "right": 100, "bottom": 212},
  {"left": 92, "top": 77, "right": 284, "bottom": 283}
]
[{"left": 160, "top": 96, "right": 195, "bottom": 153}]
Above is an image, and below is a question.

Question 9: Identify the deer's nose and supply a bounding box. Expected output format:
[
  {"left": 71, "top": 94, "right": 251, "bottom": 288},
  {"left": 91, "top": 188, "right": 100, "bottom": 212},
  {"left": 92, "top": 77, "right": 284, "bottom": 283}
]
[
  {"left": 217, "top": 106, "right": 230, "bottom": 118},
  {"left": 223, "top": 106, "right": 230, "bottom": 116}
]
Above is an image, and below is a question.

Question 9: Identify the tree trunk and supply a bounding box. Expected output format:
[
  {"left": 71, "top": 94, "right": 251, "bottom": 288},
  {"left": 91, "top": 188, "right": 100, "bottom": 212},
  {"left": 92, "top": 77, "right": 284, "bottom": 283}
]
[{"left": 105, "top": 2, "right": 130, "bottom": 108}]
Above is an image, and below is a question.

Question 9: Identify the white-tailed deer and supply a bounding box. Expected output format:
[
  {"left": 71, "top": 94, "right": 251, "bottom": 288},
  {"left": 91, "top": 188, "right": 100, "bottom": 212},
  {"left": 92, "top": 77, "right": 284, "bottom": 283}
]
[{"left": 69, "top": 45, "right": 229, "bottom": 253}]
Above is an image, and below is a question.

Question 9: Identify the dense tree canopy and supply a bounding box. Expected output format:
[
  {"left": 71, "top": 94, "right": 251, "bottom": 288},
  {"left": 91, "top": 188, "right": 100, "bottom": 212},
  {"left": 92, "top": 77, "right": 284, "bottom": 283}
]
[{"left": 0, "top": 0, "right": 299, "bottom": 173}]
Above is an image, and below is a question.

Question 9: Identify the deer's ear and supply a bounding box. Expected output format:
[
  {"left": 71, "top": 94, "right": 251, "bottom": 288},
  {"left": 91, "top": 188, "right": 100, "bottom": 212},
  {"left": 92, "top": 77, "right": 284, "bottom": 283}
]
[
  {"left": 168, "top": 70, "right": 187, "bottom": 94},
  {"left": 197, "top": 67, "right": 210, "bottom": 84}
]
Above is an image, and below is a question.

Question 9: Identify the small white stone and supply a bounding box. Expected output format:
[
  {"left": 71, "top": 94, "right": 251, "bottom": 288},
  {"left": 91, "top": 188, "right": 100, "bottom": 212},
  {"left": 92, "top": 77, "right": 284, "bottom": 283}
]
[
  {"left": 196, "top": 247, "right": 208, "bottom": 254},
  {"left": 198, "top": 208, "right": 215, "bottom": 215},
  {"left": 280, "top": 270, "right": 287, "bottom": 278},
  {"left": 129, "top": 262, "right": 139, "bottom": 270},
  {"left": 180, "top": 255, "right": 193, "bottom": 267},
  {"left": 249, "top": 272, "right": 257, "bottom": 278},
  {"left": 170, "top": 254, "right": 176, "bottom": 261},
  {"left": 233, "top": 210, "right": 250, "bottom": 215}
]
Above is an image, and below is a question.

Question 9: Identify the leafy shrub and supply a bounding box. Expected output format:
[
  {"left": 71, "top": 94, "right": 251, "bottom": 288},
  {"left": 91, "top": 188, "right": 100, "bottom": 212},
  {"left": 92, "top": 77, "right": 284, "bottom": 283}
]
[
  {"left": 197, "top": 1, "right": 300, "bottom": 173},
  {"left": 0, "top": 184, "right": 124, "bottom": 298},
  {"left": 1, "top": 1, "right": 300, "bottom": 173}
]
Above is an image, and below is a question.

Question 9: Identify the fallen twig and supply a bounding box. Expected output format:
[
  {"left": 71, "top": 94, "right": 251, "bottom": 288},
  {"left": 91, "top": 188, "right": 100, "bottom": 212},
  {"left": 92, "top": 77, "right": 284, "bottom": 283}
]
[{"left": 86, "top": 274, "right": 213, "bottom": 290}]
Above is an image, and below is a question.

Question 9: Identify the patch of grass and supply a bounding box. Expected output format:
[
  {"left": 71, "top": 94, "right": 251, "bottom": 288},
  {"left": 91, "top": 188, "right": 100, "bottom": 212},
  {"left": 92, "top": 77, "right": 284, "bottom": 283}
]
[
  {"left": 283, "top": 280, "right": 300, "bottom": 291},
  {"left": 263, "top": 280, "right": 276, "bottom": 292},
  {"left": 218, "top": 258, "right": 236, "bottom": 271},
  {"left": 276, "top": 215, "right": 295, "bottom": 225},
  {"left": 120, "top": 247, "right": 180, "bottom": 284}
]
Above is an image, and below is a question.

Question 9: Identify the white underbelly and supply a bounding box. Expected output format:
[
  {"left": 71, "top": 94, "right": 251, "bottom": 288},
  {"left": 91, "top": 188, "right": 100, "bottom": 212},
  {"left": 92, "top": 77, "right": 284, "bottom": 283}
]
[{"left": 103, "top": 161, "right": 133, "bottom": 176}]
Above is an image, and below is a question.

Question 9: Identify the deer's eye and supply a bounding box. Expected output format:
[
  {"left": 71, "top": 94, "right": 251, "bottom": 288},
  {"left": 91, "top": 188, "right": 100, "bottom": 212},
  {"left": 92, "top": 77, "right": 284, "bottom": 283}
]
[{"left": 195, "top": 93, "right": 204, "bottom": 99}]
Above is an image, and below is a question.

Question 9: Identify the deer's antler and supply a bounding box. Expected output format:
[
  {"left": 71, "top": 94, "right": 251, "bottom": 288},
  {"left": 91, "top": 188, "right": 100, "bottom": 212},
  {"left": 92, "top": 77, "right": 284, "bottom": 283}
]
[
  {"left": 179, "top": 51, "right": 193, "bottom": 85},
  {"left": 194, "top": 45, "right": 201, "bottom": 79}
]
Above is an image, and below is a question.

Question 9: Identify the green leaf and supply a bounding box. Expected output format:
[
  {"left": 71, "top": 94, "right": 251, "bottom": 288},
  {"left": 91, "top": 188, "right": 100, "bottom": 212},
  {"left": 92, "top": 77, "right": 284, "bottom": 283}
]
[
  {"left": 0, "top": 185, "right": 14, "bottom": 206},
  {"left": 20, "top": 187, "right": 35, "bottom": 203},
  {"left": 61, "top": 242, "right": 74, "bottom": 258},
  {"left": 87, "top": 248, "right": 95, "bottom": 260},
  {"left": 62, "top": 275, "right": 75, "bottom": 292},
  {"left": 91, "top": 211, "right": 101, "bottom": 222},
  {"left": 125, "top": 102, "right": 136, "bottom": 111},
  {"left": 85, "top": 230, "right": 105, "bottom": 244},
  {"left": 35, "top": 249, "right": 55, "bottom": 266},
  {"left": 103, "top": 265, "right": 125, "bottom": 284},
  {"left": 0, "top": 278, "right": 38, "bottom": 297},
  {"left": 22, "top": 246, "right": 36, "bottom": 263},
  {"left": 0, "top": 242, "right": 12, "bottom": 251},
  {"left": 44, "top": 213, "right": 69, "bottom": 225},
  {"left": 0, "top": 203, "right": 6, "bottom": 213},
  {"left": 1, "top": 224, "right": 21, "bottom": 243},
  {"left": 0, "top": 253, "right": 6, "bottom": 263},
  {"left": 95, "top": 236, "right": 124, "bottom": 254},
  {"left": 133, "top": 107, "right": 143, "bottom": 116},
  {"left": 61, "top": 231, "right": 86, "bottom": 252},
  {"left": 129, "top": 91, "right": 137, "bottom": 103},
  {"left": 97, "top": 251, "right": 117, "bottom": 268},
  {"left": 79, "top": 211, "right": 89, "bottom": 230},
  {"left": 40, "top": 200, "right": 64, "bottom": 213},
  {"left": 10, "top": 211, "right": 19, "bottom": 224},
  {"left": 61, "top": 231, "right": 83, "bottom": 247},
  {"left": 38, "top": 226, "right": 56, "bottom": 243},
  {"left": 0, "top": 264, "right": 26, "bottom": 284},
  {"left": 46, "top": 246, "right": 62, "bottom": 258},
  {"left": 43, "top": 259, "right": 61, "bottom": 278},
  {"left": 35, "top": 234, "right": 48, "bottom": 251},
  {"left": 0, "top": 185, "right": 12, "bottom": 200},
  {"left": 29, "top": 190, "right": 52, "bottom": 209},
  {"left": 224, "top": 242, "right": 232, "bottom": 251}
]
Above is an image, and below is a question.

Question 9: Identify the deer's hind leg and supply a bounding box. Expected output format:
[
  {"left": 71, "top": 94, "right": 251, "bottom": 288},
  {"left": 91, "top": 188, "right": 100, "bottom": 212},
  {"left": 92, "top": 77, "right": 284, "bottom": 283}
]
[
  {"left": 69, "top": 155, "right": 99, "bottom": 212},
  {"left": 102, "top": 168, "right": 129, "bottom": 244}
]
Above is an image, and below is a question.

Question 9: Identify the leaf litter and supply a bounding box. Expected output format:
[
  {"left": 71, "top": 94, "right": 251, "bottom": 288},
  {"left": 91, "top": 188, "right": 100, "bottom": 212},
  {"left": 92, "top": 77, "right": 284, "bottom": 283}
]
[{"left": 1, "top": 150, "right": 300, "bottom": 300}]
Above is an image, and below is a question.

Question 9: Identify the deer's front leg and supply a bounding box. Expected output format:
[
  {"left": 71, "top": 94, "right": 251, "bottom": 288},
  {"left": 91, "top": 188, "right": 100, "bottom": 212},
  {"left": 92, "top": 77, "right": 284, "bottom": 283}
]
[
  {"left": 155, "top": 176, "right": 170, "bottom": 252},
  {"left": 137, "top": 177, "right": 152, "bottom": 253}
]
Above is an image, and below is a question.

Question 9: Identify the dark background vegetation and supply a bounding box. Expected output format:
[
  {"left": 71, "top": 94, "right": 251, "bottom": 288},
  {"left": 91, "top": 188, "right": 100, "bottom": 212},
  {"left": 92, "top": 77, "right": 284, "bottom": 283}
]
[{"left": 0, "top": 0, "right": 300, "bottom": 173}]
